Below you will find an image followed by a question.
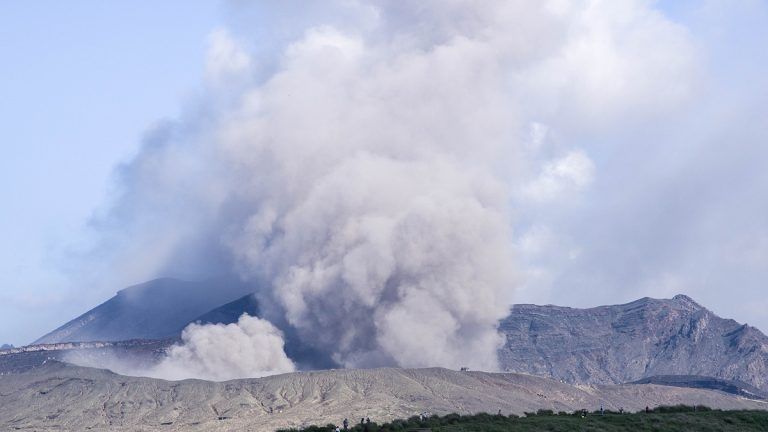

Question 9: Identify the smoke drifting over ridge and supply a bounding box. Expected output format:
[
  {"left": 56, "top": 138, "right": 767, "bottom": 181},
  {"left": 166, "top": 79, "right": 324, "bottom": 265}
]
[{"left": 84, "top": 1, "right": 702, "bottom": 377}]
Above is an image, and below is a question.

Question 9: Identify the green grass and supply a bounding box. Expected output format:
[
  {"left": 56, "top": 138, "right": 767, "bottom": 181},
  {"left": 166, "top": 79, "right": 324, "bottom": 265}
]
[{"left": 276, "top": 406, "right": 768, "bottom": 432}]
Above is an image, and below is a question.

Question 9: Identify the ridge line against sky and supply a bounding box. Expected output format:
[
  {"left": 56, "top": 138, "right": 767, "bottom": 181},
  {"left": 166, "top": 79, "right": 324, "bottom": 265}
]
[{"left": 1, "top": 0, "right": 767, "bottom": 347}]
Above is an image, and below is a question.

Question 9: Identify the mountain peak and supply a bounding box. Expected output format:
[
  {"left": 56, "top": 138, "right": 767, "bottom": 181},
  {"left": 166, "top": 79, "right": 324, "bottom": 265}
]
[
  {"left": 499, "top": 294, "right": 768, "bottom": 391},
  {"left": 672, "top": 293, "right": 695, "bottom": 303},
  {"left": 671, "top": 294, "right": 703, "bottom": 310},
  {"left": 34, "top": 277, "right": 255, "bottom": 344}
]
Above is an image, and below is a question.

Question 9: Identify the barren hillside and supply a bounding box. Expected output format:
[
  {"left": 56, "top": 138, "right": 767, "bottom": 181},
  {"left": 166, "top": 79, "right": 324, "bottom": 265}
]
[{"left": 1, "top": 361, "right": 765, "bottom": 432}]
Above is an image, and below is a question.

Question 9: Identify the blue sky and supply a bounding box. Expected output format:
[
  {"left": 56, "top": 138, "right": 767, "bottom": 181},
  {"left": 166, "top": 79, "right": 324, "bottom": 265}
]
[
  {"left": 0, "top": 1, "right": 220, "bottom": 344},
  {"left": 2, "top": 1, "right": 768, "bottom": 348}
]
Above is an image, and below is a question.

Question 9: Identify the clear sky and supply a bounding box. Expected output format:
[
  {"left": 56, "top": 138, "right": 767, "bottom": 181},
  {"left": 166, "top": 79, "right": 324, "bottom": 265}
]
[
  {"left": 0, "top": 1, "right": 220, "bottom": 344},
  {"left": 1, "top": 1, "right": 768, "bottom": 347}
]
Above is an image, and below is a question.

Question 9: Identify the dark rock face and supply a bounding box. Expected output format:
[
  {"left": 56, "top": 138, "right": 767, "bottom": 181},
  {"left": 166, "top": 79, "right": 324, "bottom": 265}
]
[
  {"left": 631, "top": 375, "right": 768, "bottom": 400},
  {"left": 498, "top": 294, "right": 768, "bottom": 391},
  {"left": 189, "top": 294, "right": 337, "bottom": 370},
  {"left": 34, "top": 277, "right": 254, "bottom": 344},
  {"left": 188, "top": 293, "right": 260, "bottom": 327}
]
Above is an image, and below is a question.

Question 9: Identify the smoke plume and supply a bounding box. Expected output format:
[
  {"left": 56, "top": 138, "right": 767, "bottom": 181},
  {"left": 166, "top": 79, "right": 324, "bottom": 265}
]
[
  {"left": 64, "top": 314, "right": 295, "bottom": 381},
  {"left": 151, "top": 314, "right": 295, "bottom": 381},
  {"left": 84, "top": 1, "right": 700, "bottom": 377}
]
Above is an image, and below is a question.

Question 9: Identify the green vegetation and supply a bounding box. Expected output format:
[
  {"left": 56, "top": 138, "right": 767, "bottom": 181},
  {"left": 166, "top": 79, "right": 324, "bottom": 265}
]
[{"left": 276, "top": 406, "right": 768, "bottom": 432}]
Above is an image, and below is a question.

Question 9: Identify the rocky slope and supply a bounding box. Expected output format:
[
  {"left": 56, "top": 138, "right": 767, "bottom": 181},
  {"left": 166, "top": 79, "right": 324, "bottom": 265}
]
[
  {"left": 34, "top": 277, "right": 253, "bottom": 344},
  {"left": 1, "top": 361, "right": 765, "bottom": 432},
  {"left": 189, "top": 293, "right": 260, "bottom": 326},
  {"left": 27, "top": 283, "right": 768, "bottom": 393},
  {"left": 499, "top": 295, "right": 768, "bottom": 390}
]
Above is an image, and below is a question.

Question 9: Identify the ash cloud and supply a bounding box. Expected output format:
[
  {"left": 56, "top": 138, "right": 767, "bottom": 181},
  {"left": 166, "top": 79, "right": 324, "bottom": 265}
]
[
  {"left": 151, "top": 314, "right": 295, "bottom": 381},
  {"left": 65, "top": 314, "right": 295, "bottom": 381},
  {"left": 80, "top": 1, "right": 712, "bottom": 376}
]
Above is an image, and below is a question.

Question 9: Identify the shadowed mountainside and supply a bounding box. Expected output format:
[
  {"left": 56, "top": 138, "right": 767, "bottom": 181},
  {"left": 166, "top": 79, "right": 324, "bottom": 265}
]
[
  {"left": 33, "top": 277, "right": 253, "bottom": 344},
  {"left": 631, "top": 375, "right": 767, "bottom": 400},
  {"left": 188, "top": 292, "right": 260, "bottom": 326}
]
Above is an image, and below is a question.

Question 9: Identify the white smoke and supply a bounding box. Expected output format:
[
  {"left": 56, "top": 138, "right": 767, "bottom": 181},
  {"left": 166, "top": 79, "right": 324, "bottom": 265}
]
[
  {"left": 207, "top": 18, "right": 520, "bottom": 370},
  {"left": 150, "top": 314, "right": 295, "bottom": 381},
  {"left": 83, "top": 1, "right": 699, "bottom": 376},
  {"left": 65, "top": 314, "right": 294, "bottom": 381},
  {"left": 230, "top": 155, "right": 515, "bottom": 369}
]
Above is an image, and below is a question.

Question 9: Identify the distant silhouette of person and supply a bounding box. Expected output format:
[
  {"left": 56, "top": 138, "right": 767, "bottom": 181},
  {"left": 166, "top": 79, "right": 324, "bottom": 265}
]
[
  {"left": 366, "top": 417, "right": 370, "bottom": 424},
  {"left": 343, "top": 418, "right": 349, "bottom": 430},
  {"left": 645, "top": 406, "right": 650, "bottom": 414}
]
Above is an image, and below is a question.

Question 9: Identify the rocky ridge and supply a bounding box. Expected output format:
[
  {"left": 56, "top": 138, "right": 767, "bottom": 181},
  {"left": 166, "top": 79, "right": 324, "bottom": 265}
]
[
  {"left": 499, "top": 295, "right": 768, "bottom": 390},
  {"left": 23, "top": 283, "right": 768, "bottom": 393}
]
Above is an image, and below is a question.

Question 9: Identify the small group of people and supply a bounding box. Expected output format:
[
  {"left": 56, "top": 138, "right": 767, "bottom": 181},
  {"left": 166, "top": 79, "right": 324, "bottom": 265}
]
[
  {"left": 578, "top": 405, "right": 626, "bottom": 417},
  {"left": 336, "top": 416, "right": 372, "bottom": 431}
]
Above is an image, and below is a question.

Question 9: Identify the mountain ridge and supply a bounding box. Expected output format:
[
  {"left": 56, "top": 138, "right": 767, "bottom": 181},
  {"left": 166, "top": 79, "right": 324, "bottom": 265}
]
[
  {"left": 34, "top": 277, "right": 254, "bottom": 344},
  {"left": 499, "top": 294, "right": 768, "bottom": 390},
  {"left": 27, "top": 279, "right": 768, "bottom": 393}
]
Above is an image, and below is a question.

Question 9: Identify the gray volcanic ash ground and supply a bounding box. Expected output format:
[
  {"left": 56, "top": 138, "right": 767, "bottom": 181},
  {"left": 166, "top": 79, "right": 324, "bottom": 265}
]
[{"left": 1, "top": 361, "right": 766, "bottom": 432}]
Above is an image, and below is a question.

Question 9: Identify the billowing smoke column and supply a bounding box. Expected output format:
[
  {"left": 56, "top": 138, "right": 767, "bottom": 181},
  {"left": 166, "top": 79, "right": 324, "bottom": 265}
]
[
  {"left": 214, "top": 21, "right": 518, "bottom": 370},
  {"left": 151, "top": 315, "right": 295, "bottom": 381},
  {"left": 89, "top": 1, "right": 696, "bottom": 377},
  {"left": 233, "top": 155, "right": 515, "bottom": 369}
]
